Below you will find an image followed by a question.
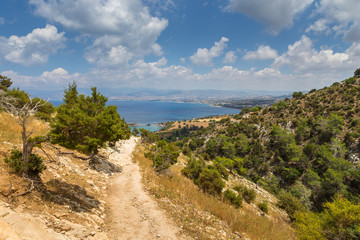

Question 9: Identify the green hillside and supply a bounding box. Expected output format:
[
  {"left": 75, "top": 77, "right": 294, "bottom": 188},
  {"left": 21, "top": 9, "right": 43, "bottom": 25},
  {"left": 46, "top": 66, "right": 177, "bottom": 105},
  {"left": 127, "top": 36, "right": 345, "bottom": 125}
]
[{"left": 151, "top": 74, "right": 360, "bottom": 239}]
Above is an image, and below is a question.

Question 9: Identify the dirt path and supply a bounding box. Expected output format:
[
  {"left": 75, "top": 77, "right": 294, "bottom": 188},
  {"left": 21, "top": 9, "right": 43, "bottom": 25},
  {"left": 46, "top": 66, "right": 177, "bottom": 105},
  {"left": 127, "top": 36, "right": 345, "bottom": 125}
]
[{"left": 105, "top": 137, "right": 183, "bottom": 240}]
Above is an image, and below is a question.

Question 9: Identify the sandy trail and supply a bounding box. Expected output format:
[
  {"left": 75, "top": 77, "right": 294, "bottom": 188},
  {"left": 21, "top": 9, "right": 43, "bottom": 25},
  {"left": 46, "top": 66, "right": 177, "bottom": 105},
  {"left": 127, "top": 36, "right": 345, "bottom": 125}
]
[{"left": 106, "top": 137, "right": 182, "bottom": 240}]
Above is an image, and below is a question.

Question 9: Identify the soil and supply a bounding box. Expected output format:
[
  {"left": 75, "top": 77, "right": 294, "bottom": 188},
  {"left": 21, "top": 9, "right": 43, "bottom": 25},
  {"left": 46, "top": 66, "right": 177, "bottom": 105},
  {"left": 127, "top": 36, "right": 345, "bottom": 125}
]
[{"left": 105, "top": 137, "right": 185, "bottom": 240}]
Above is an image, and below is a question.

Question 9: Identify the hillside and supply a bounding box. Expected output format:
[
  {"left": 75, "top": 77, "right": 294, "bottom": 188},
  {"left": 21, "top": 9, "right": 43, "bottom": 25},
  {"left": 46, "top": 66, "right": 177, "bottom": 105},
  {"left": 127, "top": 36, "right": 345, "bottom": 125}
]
[{"left": 153, "top": 76, "right": 360, "bottom": 239}]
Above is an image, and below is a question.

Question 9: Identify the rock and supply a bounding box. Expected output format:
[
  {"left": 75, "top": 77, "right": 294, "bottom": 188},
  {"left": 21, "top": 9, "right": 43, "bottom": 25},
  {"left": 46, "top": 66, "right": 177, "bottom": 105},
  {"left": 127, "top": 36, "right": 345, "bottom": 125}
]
[
  {"left": 89, "top": 155, "right": 122, "bottom": 174},
  {"left": 0, "top": 221, "right": 22, "bottom": 240}
]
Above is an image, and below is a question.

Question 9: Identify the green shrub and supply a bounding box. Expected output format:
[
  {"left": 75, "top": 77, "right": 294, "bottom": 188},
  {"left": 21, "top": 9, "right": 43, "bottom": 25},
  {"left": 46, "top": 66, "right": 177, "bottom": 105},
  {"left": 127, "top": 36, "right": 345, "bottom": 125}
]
[
  {"left": 223, "top": 189, "right": 243, "bottom": 208},
  {"left": 233, "top": 184, "right": 256, "bottom": 203},
  {"left": 198, "top": 168, "right": 225, "bottom": 195},
  {"left": 345, "top": 77, "right": 356, "bottom": 85},
  {"left": 144, "top": 140, "right": 179, "bottom": 172},
  {"left": 4, "top": 148, "right": 46, "bottom": 175},
  {"left": 257, "top": 201, "right": 269, "bottom": 214},
  {"left": 292, "top": 91, "right": 303, "bottom": 99},
  {"left": 277, "top": 190, "right": 306, "bottom": 220},
  {"left": 181, "top": 157, "right": 205, "bottom": 184},
  {"left": 243, "top": 187, "right": 257, "bottom": 203}
]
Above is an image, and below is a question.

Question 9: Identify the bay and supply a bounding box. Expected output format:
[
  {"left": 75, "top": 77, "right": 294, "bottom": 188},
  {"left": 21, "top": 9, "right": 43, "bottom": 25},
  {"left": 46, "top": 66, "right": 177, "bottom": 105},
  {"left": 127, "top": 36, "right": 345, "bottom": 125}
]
[{"left": 51, "top": 100, "right": 240, "bottom": 131}]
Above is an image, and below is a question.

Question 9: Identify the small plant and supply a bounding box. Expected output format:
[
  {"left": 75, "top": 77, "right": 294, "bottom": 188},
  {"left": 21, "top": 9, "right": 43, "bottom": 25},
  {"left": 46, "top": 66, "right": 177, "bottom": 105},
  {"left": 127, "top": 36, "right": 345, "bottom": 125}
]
[
  {"left": 223, "top": 189, "right": 243, "bottom": 208},
  {"left": 257, "top": 201, "right": 269, "bottom": 214},
  {"left": 198, "top": 168, "right": 225, "bottom": 195},
  {"left": 4, "top": 147, "right": 46, "bottom": 175},
  {"left": 4, "top": 148, "right": 23, "bottom": 173},
  {"left": 233, "top": 184, "right": 257, "bottom": 203}
]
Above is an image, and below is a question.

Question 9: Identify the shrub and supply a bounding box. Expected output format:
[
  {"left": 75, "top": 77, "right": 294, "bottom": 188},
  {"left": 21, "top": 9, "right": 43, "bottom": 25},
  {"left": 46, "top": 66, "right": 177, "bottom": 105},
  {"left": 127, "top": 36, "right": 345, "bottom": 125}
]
[
  {"left": 4, "top": 148, "right": 46, "bottom": 175},
  {"left": 257, "top": 201, "right": 269, "bottom": 214},
  {"left": 181, "top": 157, "right": 205, "bottom": 184},
  {"left": 233, "top": 184, "right": 256, "bottom": 203},
  {"left": 354, "top": 68, "right": 360, "bottom": 78},
  {"left": 223, "top": 189, "right": 243, "bottom": 208},
  {"left": 198, "top": 168, "right": 225, "bottom": 195},
  {"left": 145, "top": 140, "right": 179, "bottom": 172},
  {"left": 243, "top": 187, "right": 257, "bottom": 203},
  {"left": 277, "top": 190, "right": 306, "bottom": 220},
  {"left": 292, "top": 91, "right": 303, "bottom": 99},
  {"left": 345, "top": 77, "right": 356, "bottom": 85}
]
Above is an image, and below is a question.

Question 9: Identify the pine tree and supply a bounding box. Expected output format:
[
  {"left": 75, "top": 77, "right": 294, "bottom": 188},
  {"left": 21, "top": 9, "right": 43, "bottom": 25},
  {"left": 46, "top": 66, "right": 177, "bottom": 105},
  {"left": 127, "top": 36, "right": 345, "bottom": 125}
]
[{"left": 50, "top": 82, "right": 131, "bottom": 155}]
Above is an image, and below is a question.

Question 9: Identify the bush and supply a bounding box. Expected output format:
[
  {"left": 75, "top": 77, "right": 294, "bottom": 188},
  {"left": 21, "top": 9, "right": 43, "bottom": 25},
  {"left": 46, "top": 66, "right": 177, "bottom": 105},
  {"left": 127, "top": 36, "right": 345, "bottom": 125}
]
[
  {"left": 223, "top": 189, "right": 243, "bottom": 208},
  {"left": 198, "top": 168, "right": 225, "bottom": 195},
  {"left": 277, "top": 190, "right": 306, "bottom": 220},
  {"left": 181, "top": 157, "right": 205, "bottom": 184},
  {"left": 257, "top": 201, "right": 269, "bottom": 214},
  {"left": 345, "top": 77, "right": 356, "bottom": 85},
  {"left": 145, "top": 140, "right": 179, "bottom": 172},
  {"left": 233, "top": 184, "right": 257, "bottom": 203},
  {"left": 292, "top": 91, "right": 303, "bottom": 99},
  {"left": 354, "top": 68, "right": 360, "bottom": 78},
  {"left": 243, "top": 187, "right": 257, "bottom": 203},
  {"left": 4, "top": 148, "right": 46, "bottom": 175},
  {"left": 295, "top": 195, "right": 360, "bottom": 240}
]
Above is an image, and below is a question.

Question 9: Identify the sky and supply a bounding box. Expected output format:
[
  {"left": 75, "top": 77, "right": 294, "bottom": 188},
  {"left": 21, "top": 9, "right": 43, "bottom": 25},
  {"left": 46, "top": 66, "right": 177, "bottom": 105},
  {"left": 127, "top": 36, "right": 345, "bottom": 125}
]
[{"left": 0, "top": 0, "right": 360, "bottom": 94}]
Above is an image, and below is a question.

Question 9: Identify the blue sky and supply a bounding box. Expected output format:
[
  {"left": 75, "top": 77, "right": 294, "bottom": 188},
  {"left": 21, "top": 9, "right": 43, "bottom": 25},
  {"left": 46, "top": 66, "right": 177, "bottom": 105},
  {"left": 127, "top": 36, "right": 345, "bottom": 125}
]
[{"left": 0, "top": 0, "right": 359, "bottom": 93}]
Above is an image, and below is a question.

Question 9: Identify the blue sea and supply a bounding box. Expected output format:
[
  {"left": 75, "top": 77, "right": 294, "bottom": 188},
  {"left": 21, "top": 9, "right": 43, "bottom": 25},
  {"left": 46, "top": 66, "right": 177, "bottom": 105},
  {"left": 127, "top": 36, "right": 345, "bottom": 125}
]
[{"left": 51, "top": 101, "right": 240, "bottom": 131}]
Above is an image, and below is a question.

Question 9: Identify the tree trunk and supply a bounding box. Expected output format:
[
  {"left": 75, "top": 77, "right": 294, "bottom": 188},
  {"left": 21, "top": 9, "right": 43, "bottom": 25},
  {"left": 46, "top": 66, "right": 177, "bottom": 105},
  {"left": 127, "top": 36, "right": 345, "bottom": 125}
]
[{"left": 21, "top": 123, "right": 30, "bottom": 177}]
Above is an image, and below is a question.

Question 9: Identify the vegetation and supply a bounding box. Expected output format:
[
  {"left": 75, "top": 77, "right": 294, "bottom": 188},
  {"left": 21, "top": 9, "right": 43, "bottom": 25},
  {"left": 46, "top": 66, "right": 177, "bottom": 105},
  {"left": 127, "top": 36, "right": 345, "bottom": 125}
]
[
  {"left": 144, "top": 140, "right": 179, "bottom": 172},
  {"left": 134, "top": 144, "right": 296, "bottom": 239},
  {"left": 0, "top": 84, "right": 49, "bottom": 178},
  {"left": 50, "top": 82, "right": 131, "bottom": 155},
  {"left": 257, "top": 201, "right": 269, "bottom": 214},
  {"left": 4, "top": 147, "right": 46, "bottom": 176},
  {"left": 140, "top": 70, "right": 360, "bottom": 240}
]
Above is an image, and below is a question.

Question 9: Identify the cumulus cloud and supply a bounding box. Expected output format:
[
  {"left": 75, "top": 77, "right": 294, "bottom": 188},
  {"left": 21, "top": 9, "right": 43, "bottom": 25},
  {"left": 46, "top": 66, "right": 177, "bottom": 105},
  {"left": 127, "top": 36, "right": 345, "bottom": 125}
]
[
  {"left": 2, "top": 68, "right": 85, "bottom": 90},
  {"left": 190, "top": 37, "right": 229, "bottom": 66},
  {"left": 223, "top": 51, "right": 237, "bottom": 63},
  {"left": 2, "top": 60, "right": 349, "bottom": 93},
  {"left": 307, "top": 0, "right": 360, "bottom": 41},
  {"left": 272, "top": 35, "right": 360, "bottom": 74},
  {"left": 30, "top": 0, "right": 168, "bottom": 65},
  {"left": 243, "top": 45, "right": 278, "bottom": 60},
  {"left": 0, "top": 25, "right": 65, "bottom": 66},
  {"left": 226, "top": 0, "right": 314, "bottom": 34}
]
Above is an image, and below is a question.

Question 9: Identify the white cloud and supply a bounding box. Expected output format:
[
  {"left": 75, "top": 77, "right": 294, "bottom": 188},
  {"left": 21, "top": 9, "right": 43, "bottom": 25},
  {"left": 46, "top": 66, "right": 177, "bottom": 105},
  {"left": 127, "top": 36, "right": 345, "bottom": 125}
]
[
  {"left": 308, "top": 0, "right": 360, "bottom": 41},
  {"left": 272, "top": 35, "right": 359, "bottom": 74},
  {"left": 0, "top": 25, "right": 65, "bottom": 66},
  {"left": 226, "top": 0, "right": 314, "bottom": 34},
  {"left": 223, "top": 51, "right": 237, "bottom": 63},
  {"left": 30, "top": 0, "right": 168, "bottom": 65},
  {"left": 305, "top": 19, "right": 330, "bottom": 34},
  {"left": 2, "top": 60, "right": 351, "bottom": 93},
  {"left": 0, "top": 17, "right": 4, "bottom": 25},
  {"left": 243, "top": 45, "right": 278, "bottom": 60},
  {"left": 2, "top": 68, "right": 85, "bottom": 89},
  {"left": 190, "top": 37, "right": 229, "bottom": 66}
]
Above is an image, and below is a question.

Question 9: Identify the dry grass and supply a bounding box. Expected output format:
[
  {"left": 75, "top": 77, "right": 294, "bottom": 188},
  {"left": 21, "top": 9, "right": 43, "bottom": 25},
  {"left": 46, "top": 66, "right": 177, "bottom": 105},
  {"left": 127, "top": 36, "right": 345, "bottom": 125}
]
[
  {"left": 133, "top": 144, "right": 297, "bottom": 240},
  {"left": 160, "top": 116, "right": 232, "bottom": 132},
  {"left": 0, "top": 112, "right": 50, "bottom": 145}
]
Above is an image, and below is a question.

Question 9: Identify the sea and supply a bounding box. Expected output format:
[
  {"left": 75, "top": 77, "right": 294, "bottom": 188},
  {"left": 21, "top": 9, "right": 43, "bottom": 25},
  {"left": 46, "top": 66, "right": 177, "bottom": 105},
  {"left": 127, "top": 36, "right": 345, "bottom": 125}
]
[{"left": 51, "top": 101, "right": 240, "bottom": 131}]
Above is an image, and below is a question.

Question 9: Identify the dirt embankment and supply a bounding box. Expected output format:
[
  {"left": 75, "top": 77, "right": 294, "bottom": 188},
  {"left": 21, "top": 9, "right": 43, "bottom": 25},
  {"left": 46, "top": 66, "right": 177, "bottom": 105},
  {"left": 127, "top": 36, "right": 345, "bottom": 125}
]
[{"left": 0, "top": 137, "right": 186, "bottom": 240}]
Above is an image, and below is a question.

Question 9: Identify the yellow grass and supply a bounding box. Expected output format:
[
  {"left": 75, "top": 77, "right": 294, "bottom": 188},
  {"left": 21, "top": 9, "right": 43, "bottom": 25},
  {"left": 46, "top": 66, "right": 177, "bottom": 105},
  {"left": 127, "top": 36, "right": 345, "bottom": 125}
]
[
  {"left": 0, "top": 112, "right": 50, "bottom": 145},
  {"left": 161, "top": 116, "right": 232, "bottom": 132},
  {"left": 134, "top": 145, "right": 297, "bottom": 240}
]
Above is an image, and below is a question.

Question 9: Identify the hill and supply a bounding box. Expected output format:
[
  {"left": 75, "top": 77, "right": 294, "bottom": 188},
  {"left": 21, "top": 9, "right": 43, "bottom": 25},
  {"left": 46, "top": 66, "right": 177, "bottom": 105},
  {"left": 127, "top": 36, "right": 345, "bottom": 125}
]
[{"left": 153, "top": 75, "right": 360, "bottom": 239}]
